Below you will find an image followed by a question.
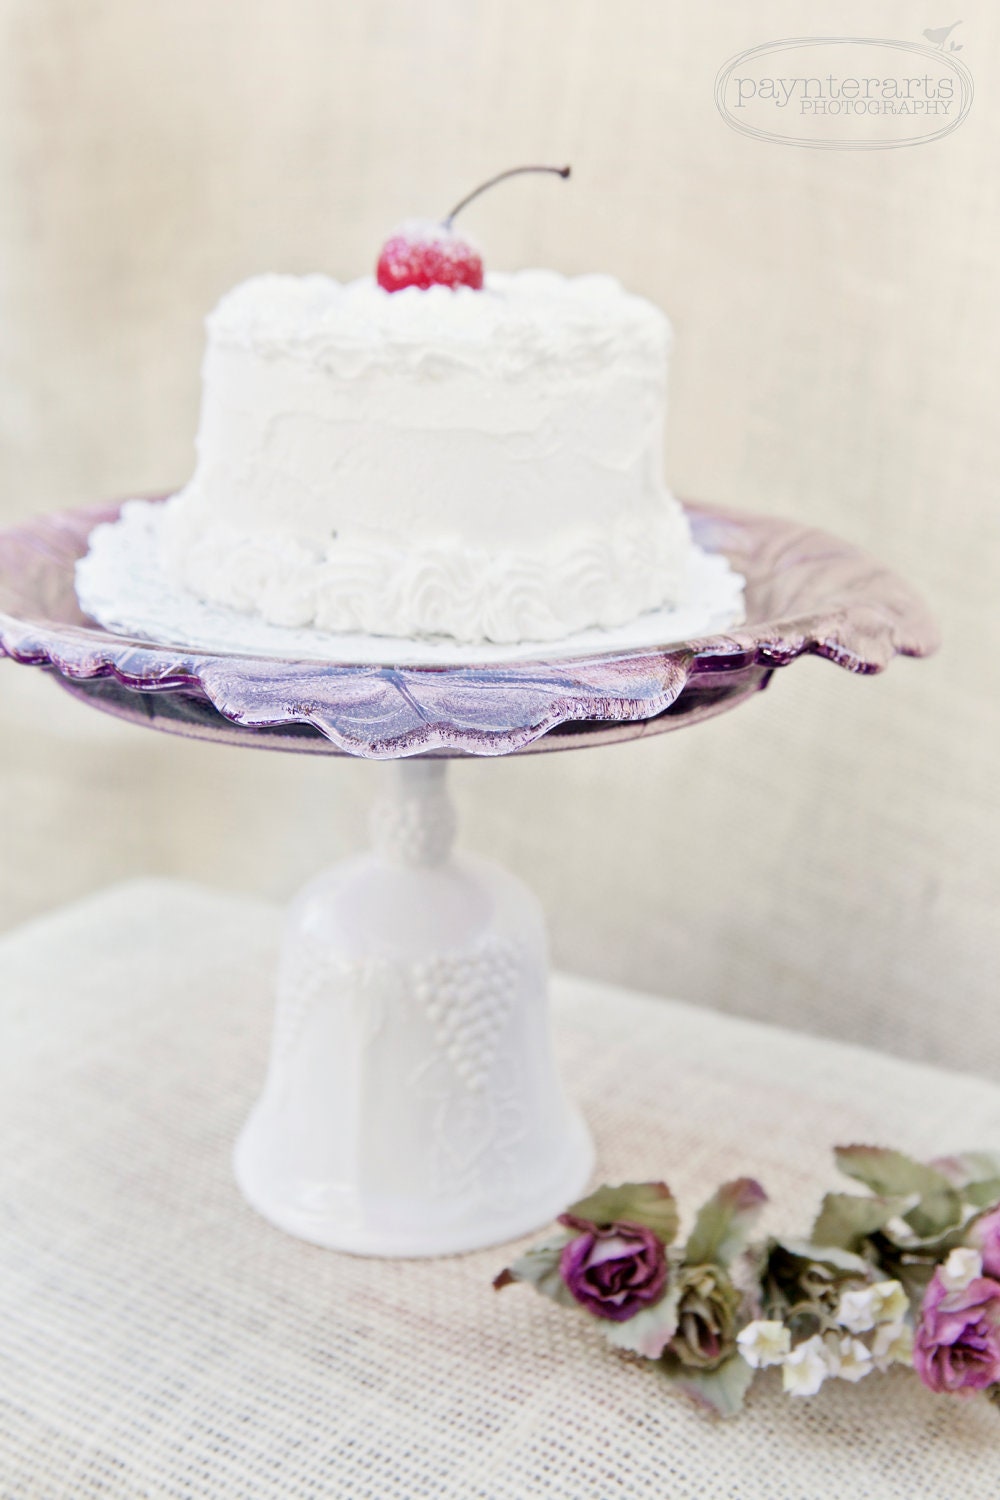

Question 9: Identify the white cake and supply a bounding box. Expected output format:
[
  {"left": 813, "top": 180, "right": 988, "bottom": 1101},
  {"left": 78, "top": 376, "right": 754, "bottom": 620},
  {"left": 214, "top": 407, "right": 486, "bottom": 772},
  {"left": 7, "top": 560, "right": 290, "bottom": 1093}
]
[{"left": 161, "top": 269, "right": 691, "bottom": 644}]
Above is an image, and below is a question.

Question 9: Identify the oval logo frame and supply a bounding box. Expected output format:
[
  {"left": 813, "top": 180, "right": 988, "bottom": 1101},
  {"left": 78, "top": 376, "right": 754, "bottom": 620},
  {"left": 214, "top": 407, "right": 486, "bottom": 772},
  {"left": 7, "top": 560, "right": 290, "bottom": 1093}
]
[{"left": 715, "top": 36, "right": 973, "bottom": 150}]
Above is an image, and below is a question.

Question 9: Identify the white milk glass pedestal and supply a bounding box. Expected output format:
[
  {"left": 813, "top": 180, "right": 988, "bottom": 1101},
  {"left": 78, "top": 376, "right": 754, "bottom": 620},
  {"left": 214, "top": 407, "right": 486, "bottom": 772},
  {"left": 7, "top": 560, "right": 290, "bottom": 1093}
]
[{"left": 233, "top": 759, "right": 594, "bottom": 1256}]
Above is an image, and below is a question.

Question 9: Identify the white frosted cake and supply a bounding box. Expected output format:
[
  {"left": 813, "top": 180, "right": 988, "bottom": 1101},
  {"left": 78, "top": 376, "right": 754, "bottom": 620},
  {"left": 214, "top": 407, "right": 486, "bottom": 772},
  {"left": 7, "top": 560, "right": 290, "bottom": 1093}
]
[{"left": 161, "top": 269, "right": 691, "bottom": 644}]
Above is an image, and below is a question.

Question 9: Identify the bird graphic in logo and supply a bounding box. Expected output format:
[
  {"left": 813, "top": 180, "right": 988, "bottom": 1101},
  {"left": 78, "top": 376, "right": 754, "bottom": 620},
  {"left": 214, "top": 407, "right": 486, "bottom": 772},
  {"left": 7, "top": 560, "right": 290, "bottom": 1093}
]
[{"left": 922, "top": 21, "right": 963, "bottom": 50}]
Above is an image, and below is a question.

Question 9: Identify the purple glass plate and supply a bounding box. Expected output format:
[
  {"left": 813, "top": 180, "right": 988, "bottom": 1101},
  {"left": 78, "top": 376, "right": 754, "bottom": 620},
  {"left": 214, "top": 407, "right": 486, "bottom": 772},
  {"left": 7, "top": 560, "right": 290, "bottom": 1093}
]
[{"left": 0, "top": 498, "right": 937, "bottom": 758}]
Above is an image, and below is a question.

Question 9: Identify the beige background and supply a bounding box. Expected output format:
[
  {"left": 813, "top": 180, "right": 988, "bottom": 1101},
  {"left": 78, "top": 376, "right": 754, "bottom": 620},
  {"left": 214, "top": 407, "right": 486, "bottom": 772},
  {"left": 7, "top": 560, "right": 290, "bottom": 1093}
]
[{"left": 0, "top": 1, "right": 996, "bottom": 1076}]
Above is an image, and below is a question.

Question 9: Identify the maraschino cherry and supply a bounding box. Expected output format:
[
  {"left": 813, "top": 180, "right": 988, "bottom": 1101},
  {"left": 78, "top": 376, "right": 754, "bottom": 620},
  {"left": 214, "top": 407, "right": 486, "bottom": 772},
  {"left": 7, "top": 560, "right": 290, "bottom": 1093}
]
[{"left": 376, "top": 164, "right": 571, "bottom": 293}]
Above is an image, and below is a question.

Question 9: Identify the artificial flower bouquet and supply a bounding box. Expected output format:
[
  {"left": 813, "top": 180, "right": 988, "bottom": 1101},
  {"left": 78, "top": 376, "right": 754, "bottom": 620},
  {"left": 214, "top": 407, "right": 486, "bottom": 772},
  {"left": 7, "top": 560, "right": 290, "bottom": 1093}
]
[{"left": 494, "top": 1145, "right": 1000, "bottom": 1417}]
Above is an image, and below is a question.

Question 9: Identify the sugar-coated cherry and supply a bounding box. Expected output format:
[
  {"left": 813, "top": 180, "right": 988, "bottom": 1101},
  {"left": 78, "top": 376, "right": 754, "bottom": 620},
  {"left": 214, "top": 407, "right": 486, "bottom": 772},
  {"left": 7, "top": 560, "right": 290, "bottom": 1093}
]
[
  {"left": 376, "top": 223, "right": 483, "bottom": 292},
  {"left": 376, "top": 164, "right": 570, "bottom": 293}
]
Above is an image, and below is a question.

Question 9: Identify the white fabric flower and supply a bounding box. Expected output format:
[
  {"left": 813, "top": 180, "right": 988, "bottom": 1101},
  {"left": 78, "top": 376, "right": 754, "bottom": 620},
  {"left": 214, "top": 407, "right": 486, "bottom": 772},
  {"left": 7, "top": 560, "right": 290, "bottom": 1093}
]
[
  {"left": 872, "top": 1320, "right": 914, "bottom": 1371},
  {"left": 836, "top": 1279, "right": 907, "bottom": 1333},
  {"left": 870, "top": 1280, "right": 908, "bottom": 1325},
  {"left": 837, "top": 1286, "right": 879, "bottom": 1333},
  {"left": 781, "top": 1334, "right": 837, "bottom": 1397},
  {"left": 736, "top": 1320, "right": 791, "bottom": 1369},
  {"left": 836, "top": 1336, "right": 873, "bottom": 1383},
  {"left": 940, "top": 1247, "right": 983, "bottom": 1292}
]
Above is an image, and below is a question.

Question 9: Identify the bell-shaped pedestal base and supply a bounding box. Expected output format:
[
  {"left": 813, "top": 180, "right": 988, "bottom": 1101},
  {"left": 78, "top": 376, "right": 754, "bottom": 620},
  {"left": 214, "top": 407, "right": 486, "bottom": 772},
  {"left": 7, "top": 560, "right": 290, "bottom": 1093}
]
[{"left": 234, "top": 761, "right": 593, "bottom": 1256}]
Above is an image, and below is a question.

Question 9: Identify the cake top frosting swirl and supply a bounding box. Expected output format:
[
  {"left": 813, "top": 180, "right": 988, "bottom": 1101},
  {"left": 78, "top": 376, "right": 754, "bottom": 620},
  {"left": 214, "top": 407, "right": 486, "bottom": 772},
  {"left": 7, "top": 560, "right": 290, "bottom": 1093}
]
[{"left": 207, "top": 270, "right": 670, "bottom": 376}]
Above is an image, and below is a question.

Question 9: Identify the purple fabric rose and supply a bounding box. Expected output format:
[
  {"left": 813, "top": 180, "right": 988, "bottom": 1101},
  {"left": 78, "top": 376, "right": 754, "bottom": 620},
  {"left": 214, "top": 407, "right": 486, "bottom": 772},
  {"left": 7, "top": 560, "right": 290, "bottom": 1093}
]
[
  {"left": 969, "top": 1207, "right": 1000, "bottom": 1279},
  {"left": 913, "top": 1269, "right": 1000, "bottom": 1395},
  {"left": 559, "top": 1221, "right": 668, "bottom": 1322}
]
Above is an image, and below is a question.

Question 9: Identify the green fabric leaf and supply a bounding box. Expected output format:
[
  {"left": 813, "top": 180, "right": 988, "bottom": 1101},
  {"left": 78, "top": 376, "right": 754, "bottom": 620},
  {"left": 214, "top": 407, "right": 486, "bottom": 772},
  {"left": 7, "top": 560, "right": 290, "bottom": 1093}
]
[
  {"left": 495, "top": 1231, "right": 578, "bottom": 1308},
  {"left": 661, "top": 1352, "right": 755, "bottom": 1419},
  {"left": 684, "top": 1178, "right": 768, "bottom": 1268},
  {"left": 811, "top": 1192, "right": 912, "bottom": 1251},
  {"left": 834, "top": 1146, "right": 961, "bottom": 1239},
  {"left": 776, "top": 1238, "right": 871, "bottom": 1276},
  {"left": 933, "top": 1153, "right": 1000, "bottom": 1211},
  {"left": 966, "top": 1179, "right": 1000, "bottom": 1210},
  {"left": 603, "top": 1287, "right": 680, "bottom": 1359},
  {"left": 881, "top": 1218, "right": 977, "bottom": 1256},
  {"left": 564, "top": 1182, "right": 679, "bottom": 1245},
  {"left": 933, "top": 1151, "right": 1000, "bottom": 1190}
]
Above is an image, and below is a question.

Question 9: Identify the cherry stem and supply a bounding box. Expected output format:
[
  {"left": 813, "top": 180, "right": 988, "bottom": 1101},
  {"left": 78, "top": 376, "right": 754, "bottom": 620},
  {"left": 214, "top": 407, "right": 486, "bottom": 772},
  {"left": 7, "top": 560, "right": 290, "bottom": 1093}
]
[{"left": 443, "top": 164, "right": 571, "bottom": 229}]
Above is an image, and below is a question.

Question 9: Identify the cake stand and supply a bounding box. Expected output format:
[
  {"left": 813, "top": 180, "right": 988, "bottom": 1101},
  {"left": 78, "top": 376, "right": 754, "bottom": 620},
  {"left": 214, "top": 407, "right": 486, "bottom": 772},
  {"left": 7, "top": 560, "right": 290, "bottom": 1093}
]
[{"left": 0, "top": 498, "right": 937, "bottom": 1256}]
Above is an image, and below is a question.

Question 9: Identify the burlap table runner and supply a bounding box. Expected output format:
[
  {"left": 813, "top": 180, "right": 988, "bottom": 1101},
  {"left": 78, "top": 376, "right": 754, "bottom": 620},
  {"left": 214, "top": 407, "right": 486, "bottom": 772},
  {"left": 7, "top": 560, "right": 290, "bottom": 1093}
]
[{"left": 1, "top": 879, "right": 996, "bottom": 1498}]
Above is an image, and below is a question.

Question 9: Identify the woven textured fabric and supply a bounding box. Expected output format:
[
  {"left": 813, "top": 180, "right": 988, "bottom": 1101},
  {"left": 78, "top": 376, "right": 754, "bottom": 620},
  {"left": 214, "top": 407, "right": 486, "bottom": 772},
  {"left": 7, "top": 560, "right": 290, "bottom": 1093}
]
[{"left": 1, "top": 879, "right": 997, "bottom": 1499}]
